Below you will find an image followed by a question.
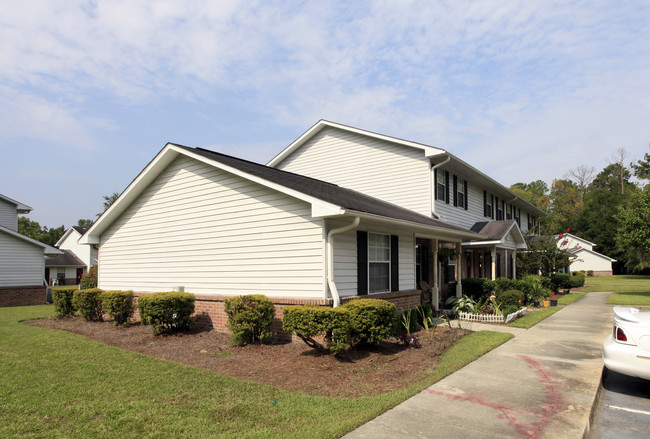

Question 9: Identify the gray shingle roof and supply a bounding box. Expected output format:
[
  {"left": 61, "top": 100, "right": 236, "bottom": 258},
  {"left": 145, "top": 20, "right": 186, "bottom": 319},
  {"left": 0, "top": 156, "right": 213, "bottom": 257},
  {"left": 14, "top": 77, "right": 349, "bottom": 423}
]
[
  {"left": 174, "top": 145, "right": 475, "bottom": 234},
  {"left": 470, "top": 220, "right": 517, "bottom": 240},
  {"left": 45, "top": 249, "right": 85, "bottom": 267}
]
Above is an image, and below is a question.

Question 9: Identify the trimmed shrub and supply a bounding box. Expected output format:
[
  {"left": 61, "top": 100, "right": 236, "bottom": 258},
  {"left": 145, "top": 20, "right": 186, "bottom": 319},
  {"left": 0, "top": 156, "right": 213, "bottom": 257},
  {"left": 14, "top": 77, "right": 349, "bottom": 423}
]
[
  {"left": 539, "top": 276, "right": 553, "bottom": 291},
  {"left": 462, "top": 278, "right": 496, "bottom": 299},
  {"left": 550, "top": 273, "right": 571, "bottom": 291},
  {"left": 102, "top": 290, "right": 135, "bottom": 326},
  {"left": 80, "top": 265, "right": 98, "bottom": 289},
  {"left": 342, "top": 298, "right": 398, "bottom": 346},
  {"left": 282, "top": 305, "right": 352, "bottom": 354},
  {"left": 138, "top": 292, "right": 195, "bottom": 335},
  {"left": 73, "top": 288, "right": 104, "bottom": 321},
  {"left": 496, "top": 289, "right": 525, "bottom": 308},
  {"left": 224, "top": 295, "right": 275, "bottom": 345},
  {"left": 52, "top": 288, "right": 77, "bottom": 317},
  {"left": 587, "top": 270, "right": 594, "bottom": 277},
  {"left": 569, "top": 272, "right": 585, "bottom": 288}
]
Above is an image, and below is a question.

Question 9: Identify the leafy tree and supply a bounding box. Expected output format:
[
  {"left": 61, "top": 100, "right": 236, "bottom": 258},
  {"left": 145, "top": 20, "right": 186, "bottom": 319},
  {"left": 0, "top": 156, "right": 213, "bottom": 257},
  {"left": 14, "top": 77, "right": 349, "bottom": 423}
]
[
  {"left": 509, "top": 180, "right": 550, "bottom": 211},
  {"left": 517, "top": 231, "right": 574, "bottom": 276},
  {"left": 76, "top": 218, "right": 94, "bottom": 229},
  {"left": 17, "top": 217, "right": 65, "bottom": 246},
  {"left": 544, "top": 179, "right": 581, "bottom": 235},
  {"left": 631, "top": 145, "right": 650, "bottom": 182},
  {"left": 97, "top": 192, "right": 120, "bottom": 217},
  {"left": 615, "top": 188, "right": 650, "bottom": 273}
]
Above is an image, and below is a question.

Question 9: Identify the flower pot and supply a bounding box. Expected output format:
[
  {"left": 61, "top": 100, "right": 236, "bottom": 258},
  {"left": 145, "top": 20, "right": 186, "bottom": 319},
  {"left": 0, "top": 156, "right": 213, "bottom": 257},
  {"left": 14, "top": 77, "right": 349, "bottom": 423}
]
[
  {"left": 543, "top": 300, "right": 550, "bottom": 308},
  {"left": 550, "top": 300, "right": 558, "bottom": 307}
]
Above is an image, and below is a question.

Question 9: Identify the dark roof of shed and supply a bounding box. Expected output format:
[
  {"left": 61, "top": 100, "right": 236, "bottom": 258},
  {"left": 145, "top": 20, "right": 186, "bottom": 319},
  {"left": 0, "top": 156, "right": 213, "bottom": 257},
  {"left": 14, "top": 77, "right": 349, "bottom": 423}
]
[
  {"left": 174, "top": 145, "right": 475, "bottom": 234},
  {"left": 470, "top": 220, "right": 517, "bottom": 240},
  {"left": 45, "top": 249, "right": 85, "bottom": 267}
]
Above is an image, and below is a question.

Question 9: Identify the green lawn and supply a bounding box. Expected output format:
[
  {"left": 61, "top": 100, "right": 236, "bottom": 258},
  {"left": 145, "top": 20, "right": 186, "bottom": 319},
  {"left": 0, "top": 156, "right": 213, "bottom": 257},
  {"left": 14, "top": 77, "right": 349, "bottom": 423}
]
[
  {"left": 581, "top": 275, "right": 650, "bottom": 293},
  {"left": 0, "top": 305, "right": 512, "bottom": 438},
  {"left": 605, "top": 292, "right": 650, "bottom": 305},
  {"left": 507, "top": 307, "right": 562, "bottom": 328}
]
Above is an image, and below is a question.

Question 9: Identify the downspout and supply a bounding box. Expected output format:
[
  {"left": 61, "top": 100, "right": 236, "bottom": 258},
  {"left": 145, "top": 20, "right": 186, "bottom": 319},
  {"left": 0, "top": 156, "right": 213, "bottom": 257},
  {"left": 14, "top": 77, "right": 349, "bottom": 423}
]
[
  {"left": 430, "top": 155, "right": 451, "bottom": 219},
  {"left": 327, "top": 217, "right": 360, "bottom": 307}
]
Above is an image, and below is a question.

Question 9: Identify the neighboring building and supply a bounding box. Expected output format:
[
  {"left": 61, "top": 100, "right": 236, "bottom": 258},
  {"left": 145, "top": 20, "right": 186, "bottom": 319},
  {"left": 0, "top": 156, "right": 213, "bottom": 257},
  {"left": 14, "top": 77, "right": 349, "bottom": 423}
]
[
  {"left": 80, "top": 143, "right": 483, "bottom": 332},
  {"left": 558, "top": 233, "right": 616, "bottom": 277},
  {"left": 0, "top": 194, "right": 62, "bottom": 306},
  {"left": 269, "top": 120, "right": 543, "bottom": 299},
  {"left": 45, "top": 226, "right": 97, "bottom": 285}
]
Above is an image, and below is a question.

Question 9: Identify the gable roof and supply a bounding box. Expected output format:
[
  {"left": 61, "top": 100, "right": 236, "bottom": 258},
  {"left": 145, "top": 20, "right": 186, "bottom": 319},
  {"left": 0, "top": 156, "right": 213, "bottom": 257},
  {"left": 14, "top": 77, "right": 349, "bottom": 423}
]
[
  {"left": 465, "top": 220, "right": 527, "bottom": 249},
  {"left": 267, "top": 120, "right": 546, "bottom": 217},
  {"left": 0, "top": 194, "right": 33, "bottom": 213},
  {"left": 0, "top": 224, "right": 63, "bottom": 256},
  {"left": 55, "top": 226, "right": 87, "bottom": 248},
  {"left": 569, "top": 247, "right": 617, "bottom": 262},
  {"left": 81, "top": 143, "right": 484, "bottom": 244},
  {"left": 45, "top": 249, "right": 86, "bottom": 267}
]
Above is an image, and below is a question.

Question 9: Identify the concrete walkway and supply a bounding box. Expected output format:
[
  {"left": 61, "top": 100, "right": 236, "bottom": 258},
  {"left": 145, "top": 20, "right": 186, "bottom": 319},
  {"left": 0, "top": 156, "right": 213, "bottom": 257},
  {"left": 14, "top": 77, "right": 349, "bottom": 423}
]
[{"left": 344, "top": 291, "right": 613, "bottom": 439}]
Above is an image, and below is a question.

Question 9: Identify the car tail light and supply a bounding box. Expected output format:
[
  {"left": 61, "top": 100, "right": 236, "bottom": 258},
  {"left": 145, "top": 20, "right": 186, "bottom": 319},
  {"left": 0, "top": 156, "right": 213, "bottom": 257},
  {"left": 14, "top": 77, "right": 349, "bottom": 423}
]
[{"left": 614, "top": 325, "right": 628, "bottom": 342}]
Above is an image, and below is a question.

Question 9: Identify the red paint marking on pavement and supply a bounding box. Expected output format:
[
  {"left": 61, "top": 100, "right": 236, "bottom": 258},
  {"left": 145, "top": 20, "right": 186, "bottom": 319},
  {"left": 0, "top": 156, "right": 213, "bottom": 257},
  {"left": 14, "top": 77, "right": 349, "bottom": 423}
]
[{"left": 426, "top": 355, "right": 563, "bottom": 439}]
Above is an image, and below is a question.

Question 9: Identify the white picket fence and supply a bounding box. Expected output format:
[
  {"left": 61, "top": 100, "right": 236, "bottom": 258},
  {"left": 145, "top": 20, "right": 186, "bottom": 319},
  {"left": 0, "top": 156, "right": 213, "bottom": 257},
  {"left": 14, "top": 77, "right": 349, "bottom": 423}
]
[{"left": 458, "top": 307, "right": 527, "bottom": 324}]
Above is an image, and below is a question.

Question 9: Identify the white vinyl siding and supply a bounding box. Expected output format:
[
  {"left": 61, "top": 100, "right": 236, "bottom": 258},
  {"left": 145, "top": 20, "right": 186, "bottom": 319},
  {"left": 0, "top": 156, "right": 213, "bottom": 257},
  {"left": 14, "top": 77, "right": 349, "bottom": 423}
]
[
  {"left": 98, "top": 156, "right": 325, "bottom": 297},
  {"left": 58, "top": 230, "right": 95, "bottom": 268},
  {"left": 0, "top": 232, "right": 45, "bottom": 286},
  {"left": 275, "top": 127, "right": 431, "bottom": 216},
  {"left": 332, "top": 224, "right": 415, "bottom": 297},
  {"left": 0, "top": 199, "right": 18, "bottom": 230}
]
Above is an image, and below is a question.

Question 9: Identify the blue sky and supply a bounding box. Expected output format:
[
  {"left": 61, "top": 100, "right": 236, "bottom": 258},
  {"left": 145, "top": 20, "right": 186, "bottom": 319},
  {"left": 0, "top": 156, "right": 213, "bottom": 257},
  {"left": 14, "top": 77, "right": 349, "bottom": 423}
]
[{"left": 2, "top": 1, "right": 649, "bottom": 227}]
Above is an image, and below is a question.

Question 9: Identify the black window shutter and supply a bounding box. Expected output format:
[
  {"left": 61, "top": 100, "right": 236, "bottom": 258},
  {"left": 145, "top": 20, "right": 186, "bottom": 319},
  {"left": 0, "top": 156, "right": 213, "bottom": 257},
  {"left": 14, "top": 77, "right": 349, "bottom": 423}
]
[
  {"left": 464, "top": 180, "right": 468, "bottom": 210},
  {"left": 453, "top": 175, "right": 458, "bottom": 207},
  {"left": 445, "top": 171, "right": 450, "bottom": 204},
  {"left": 495, "top": 197, "right": 499, "bottom": 219},
  {"left": 483, "top": 191, "right": 487, "bottom": 217},
  {"left": 390, "top": 235, "right": 399, "bottom": 292},
  {"left": 434, "top": 168, "right": 438, "bottom": 199},
  {"left": 357, "top": 231, "right": 368, "bottom": 295}
]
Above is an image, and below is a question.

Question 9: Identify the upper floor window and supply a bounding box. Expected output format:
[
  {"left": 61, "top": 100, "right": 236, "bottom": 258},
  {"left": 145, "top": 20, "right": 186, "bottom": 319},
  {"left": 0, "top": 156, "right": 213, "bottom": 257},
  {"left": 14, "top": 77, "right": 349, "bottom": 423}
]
[
  {"left": 483, "top": 191, "right": 494, "bottom": 218},
  {"left": 368, "top": 233, "right": 390, "bottom": 293},
  {"left": 436, "top": 170, "right": 448, "bottom": 202},
  {"left": 506, "top": 204, "right": 513, "bottom": 220},
  {"left": 454, "top": 177, "right": 468, "bottom": 210}
]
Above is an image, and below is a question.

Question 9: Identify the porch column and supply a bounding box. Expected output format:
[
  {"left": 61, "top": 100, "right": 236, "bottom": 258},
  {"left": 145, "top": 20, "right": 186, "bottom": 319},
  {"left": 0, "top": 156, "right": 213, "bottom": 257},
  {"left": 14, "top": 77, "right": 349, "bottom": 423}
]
[
  {"left": 455, "top": 241, "right": 462, "bottom": 298},
  {"left": 512, "top": 249, "right": 517, "bottom": 279},
  {"left": 504, "top": 249, "right": 509, "bottom": 278},
  {"left": 432, "top": 239, "right": 439, "bottom": 309},
  {"left": 491, "top": 245, "right": 497, "bottom": 280}
]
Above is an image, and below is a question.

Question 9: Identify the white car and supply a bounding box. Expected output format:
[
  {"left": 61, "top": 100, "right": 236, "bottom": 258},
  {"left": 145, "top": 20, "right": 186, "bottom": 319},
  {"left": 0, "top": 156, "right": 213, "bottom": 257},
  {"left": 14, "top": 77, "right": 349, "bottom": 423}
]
[{"left": 603, "top": 306, "right": 650, "bottom": 381}]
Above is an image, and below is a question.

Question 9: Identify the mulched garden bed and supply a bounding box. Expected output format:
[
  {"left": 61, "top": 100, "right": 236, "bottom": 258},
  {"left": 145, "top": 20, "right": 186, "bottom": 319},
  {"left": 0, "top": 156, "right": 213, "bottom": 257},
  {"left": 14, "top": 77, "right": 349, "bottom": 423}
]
[{"left": 27, "top": 317, "right": 469, "bottom": 397}]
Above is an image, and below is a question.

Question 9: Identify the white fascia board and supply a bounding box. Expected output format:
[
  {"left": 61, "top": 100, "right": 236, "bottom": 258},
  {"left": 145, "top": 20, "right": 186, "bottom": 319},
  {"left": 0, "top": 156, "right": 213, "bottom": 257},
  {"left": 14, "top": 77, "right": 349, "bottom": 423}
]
[
  {"left": 80, "top": 145, "right": 181, "bottom": 245},
  {"left": 344, "top": 210, "right": 485, "bottom": 242},
  {"left": 558, "top": 233, "right": 597, "bottom": 247},
  {"left": 267, "top": 120, "right": 446, "bottom": 167},
  {"left": 0, "top": 225, "right": 63, "bottom": 255}
]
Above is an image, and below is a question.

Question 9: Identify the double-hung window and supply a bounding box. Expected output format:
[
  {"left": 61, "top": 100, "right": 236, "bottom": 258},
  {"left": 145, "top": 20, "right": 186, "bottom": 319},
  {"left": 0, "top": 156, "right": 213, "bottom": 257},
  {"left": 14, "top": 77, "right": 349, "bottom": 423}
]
[
  {"left": 436, "top": 171, "right": 447, "bottom": 202},
  {"left": 456, "top": 178, "right": 466, "bottom": 209},
  {"left": 368, "top": 233, "right": 390, "bottom": 293}
]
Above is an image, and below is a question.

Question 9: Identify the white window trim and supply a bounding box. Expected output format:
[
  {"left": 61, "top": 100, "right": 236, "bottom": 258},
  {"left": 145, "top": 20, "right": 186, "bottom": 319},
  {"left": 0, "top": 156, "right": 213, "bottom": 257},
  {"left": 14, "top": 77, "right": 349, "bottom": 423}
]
[
  {"left": 456, "top": 178, "right": 465, "bottom": 208},
  {"left": 368, "top": 232, "right": 391, "bottom": 294}
]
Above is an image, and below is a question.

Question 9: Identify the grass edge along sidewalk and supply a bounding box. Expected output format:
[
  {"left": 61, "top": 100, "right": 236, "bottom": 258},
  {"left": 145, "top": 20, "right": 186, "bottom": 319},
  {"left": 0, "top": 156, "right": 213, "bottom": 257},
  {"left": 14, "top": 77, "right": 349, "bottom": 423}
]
[{"left": 0, "top": 305, "right": 512, "bottom": 439}]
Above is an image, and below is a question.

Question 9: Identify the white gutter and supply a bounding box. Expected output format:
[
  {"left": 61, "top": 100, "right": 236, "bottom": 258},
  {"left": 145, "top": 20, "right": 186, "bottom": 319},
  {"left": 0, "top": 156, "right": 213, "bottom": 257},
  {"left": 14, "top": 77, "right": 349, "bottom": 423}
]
[
  {"left": 326, "top": 217, "right": 360, "bottom": 307},
  {"left": 430, "top": 155, "right": 451, "bottom": 219}
]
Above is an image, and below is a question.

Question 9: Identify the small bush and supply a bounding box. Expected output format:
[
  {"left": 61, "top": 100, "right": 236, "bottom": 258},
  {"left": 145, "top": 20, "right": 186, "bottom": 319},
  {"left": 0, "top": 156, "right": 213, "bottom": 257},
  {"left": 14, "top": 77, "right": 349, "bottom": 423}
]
[
  {"left": 138, "top": 292, "right": 195, "bottom": 335},
  {"left": 550, "top": 273, "right": 571, "bottom": 291},
  {"left": 80, "top": 265, "right": 98, "bottom": 289},
  {"left": 224, "top": 295, "right": 275, "bottom": 345},
  {"left": 496, "top": 289, "right": 525, "bottom": 308},
  {"left": 282, "top": 305, "right": 352, "bottom": 354},
  {"left": 73, "top": 288, "right": 104, "bottom": 321},
  {"left": 52, "top": 288, "right": 77, "bottom": 317},
  {"left": 102, "top": 290, "right": 135, "bottom": 326},
  {"left": 342, "top": 298, "right": 398, "bottom": 346},
  {"left": 569, "top": 273, "right": 585, "bottom": 288},
  {"left": 587, "top": 270, "right": 594, "bottom": 277},
  {"left": 462, "top": 278, "right": 496, "bottom": 299},
  {"left": 501, "top": 304, "right": 520, "bottom": 318}
]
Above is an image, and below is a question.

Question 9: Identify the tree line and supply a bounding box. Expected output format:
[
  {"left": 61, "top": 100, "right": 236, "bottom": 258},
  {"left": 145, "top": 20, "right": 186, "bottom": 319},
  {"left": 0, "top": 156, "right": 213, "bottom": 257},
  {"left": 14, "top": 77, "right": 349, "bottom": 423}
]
[{"left": 511, "top": 146, "right": 650, "bottom": 274}]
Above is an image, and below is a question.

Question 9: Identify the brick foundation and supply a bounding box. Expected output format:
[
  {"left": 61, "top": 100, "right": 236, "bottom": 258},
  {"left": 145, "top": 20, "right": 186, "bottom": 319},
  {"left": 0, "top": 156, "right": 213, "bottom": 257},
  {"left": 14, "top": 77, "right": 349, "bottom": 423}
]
[
  {"left": 133, "top": 289, "right": 423, "bottom": 342},
  {"left": 0, "top": 285, "right": 47, "bottom": 307}
]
